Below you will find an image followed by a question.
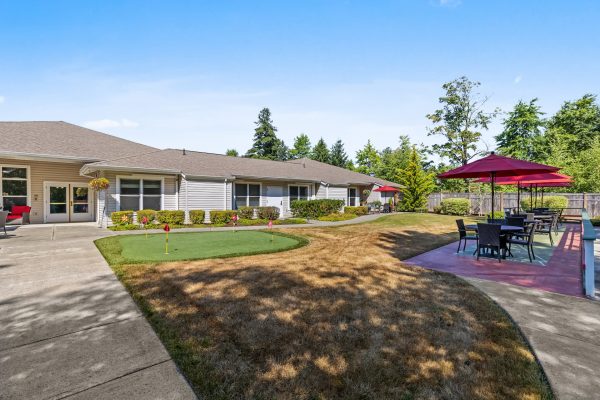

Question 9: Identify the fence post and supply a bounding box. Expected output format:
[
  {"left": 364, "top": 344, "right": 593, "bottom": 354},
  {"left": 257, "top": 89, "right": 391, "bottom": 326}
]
[{"left": 584, "top": 193, "right": 588, "bottom": 210}]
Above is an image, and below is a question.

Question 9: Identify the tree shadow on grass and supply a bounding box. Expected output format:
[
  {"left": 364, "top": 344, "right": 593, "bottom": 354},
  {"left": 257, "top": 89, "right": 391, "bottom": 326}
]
[{"left": 122, "top": 228, "right": 552, "bottom": 400}]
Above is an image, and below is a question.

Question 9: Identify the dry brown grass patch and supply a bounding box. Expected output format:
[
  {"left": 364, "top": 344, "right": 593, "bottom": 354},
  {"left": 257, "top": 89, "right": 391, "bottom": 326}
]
[{"left": 115, "top": 214, "right": 552, "bottom": 400}]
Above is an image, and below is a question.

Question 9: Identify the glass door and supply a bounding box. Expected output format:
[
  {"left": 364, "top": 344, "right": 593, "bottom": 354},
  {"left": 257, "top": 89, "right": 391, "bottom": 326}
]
[
  {"left": 71, "top": 185, "right": 93, "bottom": 222},
  {"left": 46, "top": 184, "right": 69, "bottom": 223}
]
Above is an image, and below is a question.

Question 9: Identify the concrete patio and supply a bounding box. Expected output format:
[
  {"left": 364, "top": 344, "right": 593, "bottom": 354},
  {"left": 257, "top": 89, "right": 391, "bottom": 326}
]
[{"left": 0, "top": 224, "right": 197, "bottom": 399}]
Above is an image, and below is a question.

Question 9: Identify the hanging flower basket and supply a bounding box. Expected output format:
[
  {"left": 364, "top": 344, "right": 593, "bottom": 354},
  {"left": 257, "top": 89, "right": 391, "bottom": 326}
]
[{"left": 89, "top": 177, "right": 110, "bottom": 191}]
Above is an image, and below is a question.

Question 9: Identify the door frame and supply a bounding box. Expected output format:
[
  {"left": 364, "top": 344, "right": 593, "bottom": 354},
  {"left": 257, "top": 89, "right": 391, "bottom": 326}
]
[
  {"left": 43, "top": 181, "right": 95, "bottom": 223},
  {"left": 265, "top": 185, "right": 284, "bottom": 218}
]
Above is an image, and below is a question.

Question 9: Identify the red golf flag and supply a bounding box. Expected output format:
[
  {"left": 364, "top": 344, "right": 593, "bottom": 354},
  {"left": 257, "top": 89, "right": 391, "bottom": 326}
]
[
  {"left": 268, "top": 220, "right": 273, "bottom": 228},
  {"left": 163, "top": 223, "right": 170, "bottom": 232},
  {"left": 232, "top": 214, "right": 238, "bottom": 222},
  {"left": 141, "top": 216, "right": 148, "bottom": 225}
]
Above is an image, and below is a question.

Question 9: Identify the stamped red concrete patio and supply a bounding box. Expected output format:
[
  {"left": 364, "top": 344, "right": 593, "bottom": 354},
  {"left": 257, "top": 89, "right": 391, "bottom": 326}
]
[{"left": 406, "top": 224, "right": 583, "bottom": 297}]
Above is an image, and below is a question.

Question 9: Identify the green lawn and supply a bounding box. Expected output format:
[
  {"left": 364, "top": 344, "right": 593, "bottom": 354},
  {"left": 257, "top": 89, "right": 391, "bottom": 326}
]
[{"left": 95, "top": 230, "right": 308, "bottom": 265}]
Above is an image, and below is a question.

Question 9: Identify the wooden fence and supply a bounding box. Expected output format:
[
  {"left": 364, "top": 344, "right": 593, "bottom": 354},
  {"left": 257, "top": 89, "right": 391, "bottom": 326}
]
[{"left": 427, "top": 192, "right": 600, "bottom": 218}]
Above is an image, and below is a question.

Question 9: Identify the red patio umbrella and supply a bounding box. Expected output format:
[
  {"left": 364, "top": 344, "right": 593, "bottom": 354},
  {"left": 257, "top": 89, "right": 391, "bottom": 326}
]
[
  {"left": 476, "top": 172, "right": 571, "bottom": 212},
  {"left": 373, "top": 185, "right": 400, "bottom": 192},
  {"left": 438, "top": 153, "right": 560, "bottom": 221}
]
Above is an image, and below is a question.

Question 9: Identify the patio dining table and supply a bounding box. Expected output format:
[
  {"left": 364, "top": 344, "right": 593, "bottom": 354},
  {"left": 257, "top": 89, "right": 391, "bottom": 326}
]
[{"left": 465, "top": 224, "right": 524, "bottom": 234}]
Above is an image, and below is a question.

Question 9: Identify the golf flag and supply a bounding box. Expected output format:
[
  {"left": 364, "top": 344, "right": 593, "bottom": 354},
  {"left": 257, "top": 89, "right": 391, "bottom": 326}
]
[
  {"left": 232, "top": 213, "right": 238, "bottom": 233},
  {"left": 164, "top": 223, "right": 170, "bottom": 254},
  {"left": 141, "top": 216, "right": 149, "bottom": 239},
  {"left": 268, "top": 219, "right": 273, "bottom": 242}
]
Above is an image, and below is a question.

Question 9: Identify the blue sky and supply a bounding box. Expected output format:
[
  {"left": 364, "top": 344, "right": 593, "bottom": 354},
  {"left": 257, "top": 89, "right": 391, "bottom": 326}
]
[{"left": 0, "top": 0, "right": 598, "bottom": 159}]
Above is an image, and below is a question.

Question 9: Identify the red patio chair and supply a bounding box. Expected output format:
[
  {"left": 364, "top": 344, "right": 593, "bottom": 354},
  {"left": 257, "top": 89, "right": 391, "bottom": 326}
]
[{"left": 7, "top": 205, "right": 31, "bottom": 224}]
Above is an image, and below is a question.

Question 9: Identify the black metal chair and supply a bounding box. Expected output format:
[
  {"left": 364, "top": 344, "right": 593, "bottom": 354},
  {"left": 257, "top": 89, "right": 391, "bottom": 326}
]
[
  {"left": 507, "top": 222, "right": 537, "bottom": 262},
  {"left": 487, "top": 218, "right": 505, "bottom": 224},
  {"left": 476, "top": 223, "right": 503, "bottom": 262},
  {"left": 536, "top": 213, "right": 559, "bottom": 245},
  {"left": 456, "top": 219, "right": 478, "bottom": 253},
  {"left": 506, "top": 216, "right": 525, "bottom": 228}
]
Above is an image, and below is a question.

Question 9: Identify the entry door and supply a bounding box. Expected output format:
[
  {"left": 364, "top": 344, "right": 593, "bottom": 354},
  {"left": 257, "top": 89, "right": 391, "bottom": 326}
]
[
  {"left": 45, "top": 183, "right": 94, "bottom": 223},
  {"left": 266, "top": 185, "right": 283, "bottom": 217}
]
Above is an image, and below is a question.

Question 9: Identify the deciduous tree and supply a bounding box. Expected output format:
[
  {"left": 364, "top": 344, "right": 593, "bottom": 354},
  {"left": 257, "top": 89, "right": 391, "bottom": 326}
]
[
  {"left": 495, "top": 99, "right": 545, "bottom": 161},
  {"left": 290, "top": 133, "right": 312, "bottom": 159}
]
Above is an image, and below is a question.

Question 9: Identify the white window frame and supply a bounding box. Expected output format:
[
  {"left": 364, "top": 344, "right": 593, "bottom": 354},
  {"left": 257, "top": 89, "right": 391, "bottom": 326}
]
[
  {"left": 116, "top": 175, "right": 165, "bottom": 211},
  {"left": 1, "top": 164, "right": 31, "bottom": 210},
  {"left": 288, "top": 184, "right": 310, "bottom": 203},
  {"left": 347, "top": 187, "right": 358, "bottom": 207},
  {"left": 234, "top": 181, "right": 262, "bottom": 209}
]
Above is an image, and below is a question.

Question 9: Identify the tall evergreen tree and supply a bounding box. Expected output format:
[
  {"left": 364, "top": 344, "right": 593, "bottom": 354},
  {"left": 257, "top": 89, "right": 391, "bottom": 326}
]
[
  {"left": 495, "top": 99, "right": 545, "bottom": 161},
  {"left": 355, "top": 140, "right": 381, "bottom": 175},
  {"left": 225, "top": 149, "right": 239, "bottom": 157},
  {"left": 246, "top": 108, "right": 281, "bottom": 160},
  {"left": 329, "top": 139, "right": 349, "bottom": 167},
  {"left": 290, "top": 133, "right": 312, "bottom": 159},
  {"left": 397, "top": 147, "right": 435, "bottom": 211},
  {"left": 311, "top": 138, "right": 331, "bottom": 163},
  {"left": 274, "top": 139, "right": 290, "bottom": 161}
]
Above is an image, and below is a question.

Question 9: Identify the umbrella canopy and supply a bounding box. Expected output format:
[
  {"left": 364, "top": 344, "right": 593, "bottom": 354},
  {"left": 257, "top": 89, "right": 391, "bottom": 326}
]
[
  {"left": 438, "top": 153, "right": 560, "bottom": 179},
  {"left": 476, "top": 172, "right": 571, "bottom": 185},
  {"left": 438, "top": 153, "right": 560, "bottom": 220},
  {"left": 374, "top": 185, "right": 400, "bottom": 192}
]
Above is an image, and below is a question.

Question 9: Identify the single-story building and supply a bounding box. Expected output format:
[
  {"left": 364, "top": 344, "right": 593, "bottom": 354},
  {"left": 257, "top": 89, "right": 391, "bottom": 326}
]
[{"left": 0, "top": 121, "right": 401, "bottom": 224}]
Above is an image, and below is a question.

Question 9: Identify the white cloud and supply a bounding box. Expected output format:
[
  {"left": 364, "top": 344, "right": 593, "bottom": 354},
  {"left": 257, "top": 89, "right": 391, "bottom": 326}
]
[
  {"left": 437, "top": 0, "right": 462, "bottom": 7},
  {"left": 83, "top": 118, "right": 139, "bottom": 130},
  {"left": 0, "top": 95, "right": 5, "bottom": 104},
  {"left": 514, "top": 75, "right": 523, "bottom": 84}
]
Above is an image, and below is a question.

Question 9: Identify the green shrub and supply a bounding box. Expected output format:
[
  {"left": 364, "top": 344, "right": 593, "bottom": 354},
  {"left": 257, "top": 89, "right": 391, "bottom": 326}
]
[
  {"left": 156, "top": 210, "right": 185, "bottom": 225},
  {"left": 344, "top": 206, "right": 368, "bottom": 215},
  {"left": 290, "top": 199, "right": 345, "bottom": 219},
  {"left": 440, "top": 198, "right": 470, "bottom": 215},
  {"left": 520, "top": 195, "right": 568, "bottom": 211},
  {"left": 414, "top": 207, "right": 428, "bottom": 213},
  {"left": 433, "top": 205, "right": 442, "bottom": 214},
  {"left": 111, "top": 210, "right": 134, "bottom": 225},
  {"left": 210, "top": 210, "right": 238, "bottom": 224},
  {"left": 237, "top": 206, "right": 255, "bottom": 219},
  {"left": 486, "top": 211, "right": 505, "bottom": 220},
  {"left": 189, "top": 210, "right": 206, "bottom": 224},
  {"left": 317, "top": 213, "right": 358, "bottom": 222},
  {"left": 277, "top": 218, "right": 307, "bottom": 224},
  {"left": 136, "top": 209, "right": 157, "bottom": 224},
  {"left": 108, "top": 223, "right": 139, "bottom": 231},
  {"left": 257, "top": 206, "right": 280, "bottom": 220}
]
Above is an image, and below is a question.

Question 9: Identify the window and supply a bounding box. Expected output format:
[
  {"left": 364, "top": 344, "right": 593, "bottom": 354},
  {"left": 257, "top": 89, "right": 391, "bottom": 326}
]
[
  {"left": 1, "top": 166, "right": 28, "bottom": 212},
  {"left": 348, "top": 188, "right": 357, "bottom": 206},
  {"left": 289, "top": 185, "right": 308, "bottom": 202},
  {"left": 119, "top": 178, "right": 162, "bottom": 211},
  {"left": 235, "top": 183, "right": 260, "bottom": 208}
]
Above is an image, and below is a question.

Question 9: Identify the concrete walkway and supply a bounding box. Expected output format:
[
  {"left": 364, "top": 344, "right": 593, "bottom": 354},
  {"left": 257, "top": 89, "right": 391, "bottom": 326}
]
[{"left": 0, "top": 224, "right": 197, "bottom": 399}]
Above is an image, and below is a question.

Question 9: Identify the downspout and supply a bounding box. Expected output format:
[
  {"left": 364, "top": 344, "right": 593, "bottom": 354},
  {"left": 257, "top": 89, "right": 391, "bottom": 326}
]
[{"left": 224, "top": 179, "right": 228, "bottom": 210}]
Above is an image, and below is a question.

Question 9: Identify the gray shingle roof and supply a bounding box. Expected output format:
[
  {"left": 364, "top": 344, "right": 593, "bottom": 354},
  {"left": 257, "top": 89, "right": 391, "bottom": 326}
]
[
  {"left": 83, "top": 149, "right": 401, "bottom": 187},
  {"left": 0, "top": 121, "right": 156, "bottom": 161}
]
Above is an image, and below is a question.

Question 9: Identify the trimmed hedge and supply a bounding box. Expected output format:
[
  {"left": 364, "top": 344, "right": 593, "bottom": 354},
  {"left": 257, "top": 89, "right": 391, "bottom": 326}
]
[
  {"left": 440, "top": 198, "right": 471, "bottom": 215},
  {"left": 318, "top": 213, "right": 358, "bottom": 222},
  {"left": 210, "top": 210, "right": 237, "bottom": 224},
  {"left": 111, "top": 210, "right": 134, "bottom": 225},
  {"left": 344, "top": 206, "right": 368, "bottom": 215},
  {"left": 157, "top": 210, "right": 185, "bottom": 225},
  {"left": 487, "top": 211, "right": 505, "bottom": 220},
  {"left": 414, "top": 207, "right": 428, "bottom": 213},
  {"left": 257, "top": 206, "right": 280, "bottom": 220},
  {"left": 290, "top": 199, "right": 345, "bottom": 219},
  {"left": 237, "top": 206, "right": 255, "bottom": 219},
  {"left": 189, "top": 210, "right": 206, "bottom": 224},
  {"left": 137, "top": 209, "right": 157, "bottom": 224},
  {"left": 520, "top": 195, "right": 568, "bottom": 211}
]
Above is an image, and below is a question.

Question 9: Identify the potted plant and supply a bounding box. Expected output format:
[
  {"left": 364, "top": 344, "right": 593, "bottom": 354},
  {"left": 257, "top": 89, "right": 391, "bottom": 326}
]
[{"left": 89, "top": 177, "right": 110, "bottom": 228}]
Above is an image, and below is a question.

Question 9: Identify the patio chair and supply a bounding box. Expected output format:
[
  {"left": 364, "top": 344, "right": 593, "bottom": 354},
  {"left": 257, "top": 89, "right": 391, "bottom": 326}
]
[
  {"left": 487, "top": 217, "right": 505, "bottom": 224},
  {"left": 507, "top": 222, "right": 537, "bottom": 262},
  {"left": 476, "top": 223, "right": 503, "bottom": 262},
  {"left": 506, "top": 216, "right": 525, "bottom": 228},
  {"left": 383, "top": 204, "right": 390, "bottom": 213},
  {"left": 456, "top": 219, "right": 478, "bottom": 253},
  {"left": 526, "top": 212, "right": 535, "bottom": 221},
  {"left": 536, "top": 213, "right": 559, "bottom": 246},
  {"left": 0, "top": 211, "right": 8, "bottom": 236}
]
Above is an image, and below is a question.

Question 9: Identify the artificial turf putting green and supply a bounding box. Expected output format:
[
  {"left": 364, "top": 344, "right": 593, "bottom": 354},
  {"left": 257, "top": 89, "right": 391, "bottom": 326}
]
[{"left": 95, "top": 230, "right": 307, "bottom": 265}]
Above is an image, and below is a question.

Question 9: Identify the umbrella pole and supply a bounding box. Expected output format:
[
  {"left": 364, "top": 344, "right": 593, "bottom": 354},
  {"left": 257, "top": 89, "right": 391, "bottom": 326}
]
[
  {"left": 517, "top": 182, "right": 521, "bottom": 214},
  {"left": 530, "top": 184, "right": 533, "bottom": 211},
  {"left": 541, "top": 187, "right": 544, "bottom": 206},
  {"left": 491, "top": 172, "right": 496, "bottom": 222}
]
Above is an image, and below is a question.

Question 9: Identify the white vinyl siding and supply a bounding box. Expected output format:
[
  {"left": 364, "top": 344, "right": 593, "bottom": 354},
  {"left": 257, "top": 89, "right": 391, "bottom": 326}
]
[
  {"left": 0, "top": 158, "right": 90, "bottom": 224},
  {"left": 181, "top": 177, "right": 226, "bottom": 222},
  {"left": 163, "top": 177, "right": 178, "bottom": 210},
  {"left": 315, "top": 183, "right": 327, "bottom": 200},
  {"left": 327, "top": 186, "right": 348, "bottom": 204}
]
